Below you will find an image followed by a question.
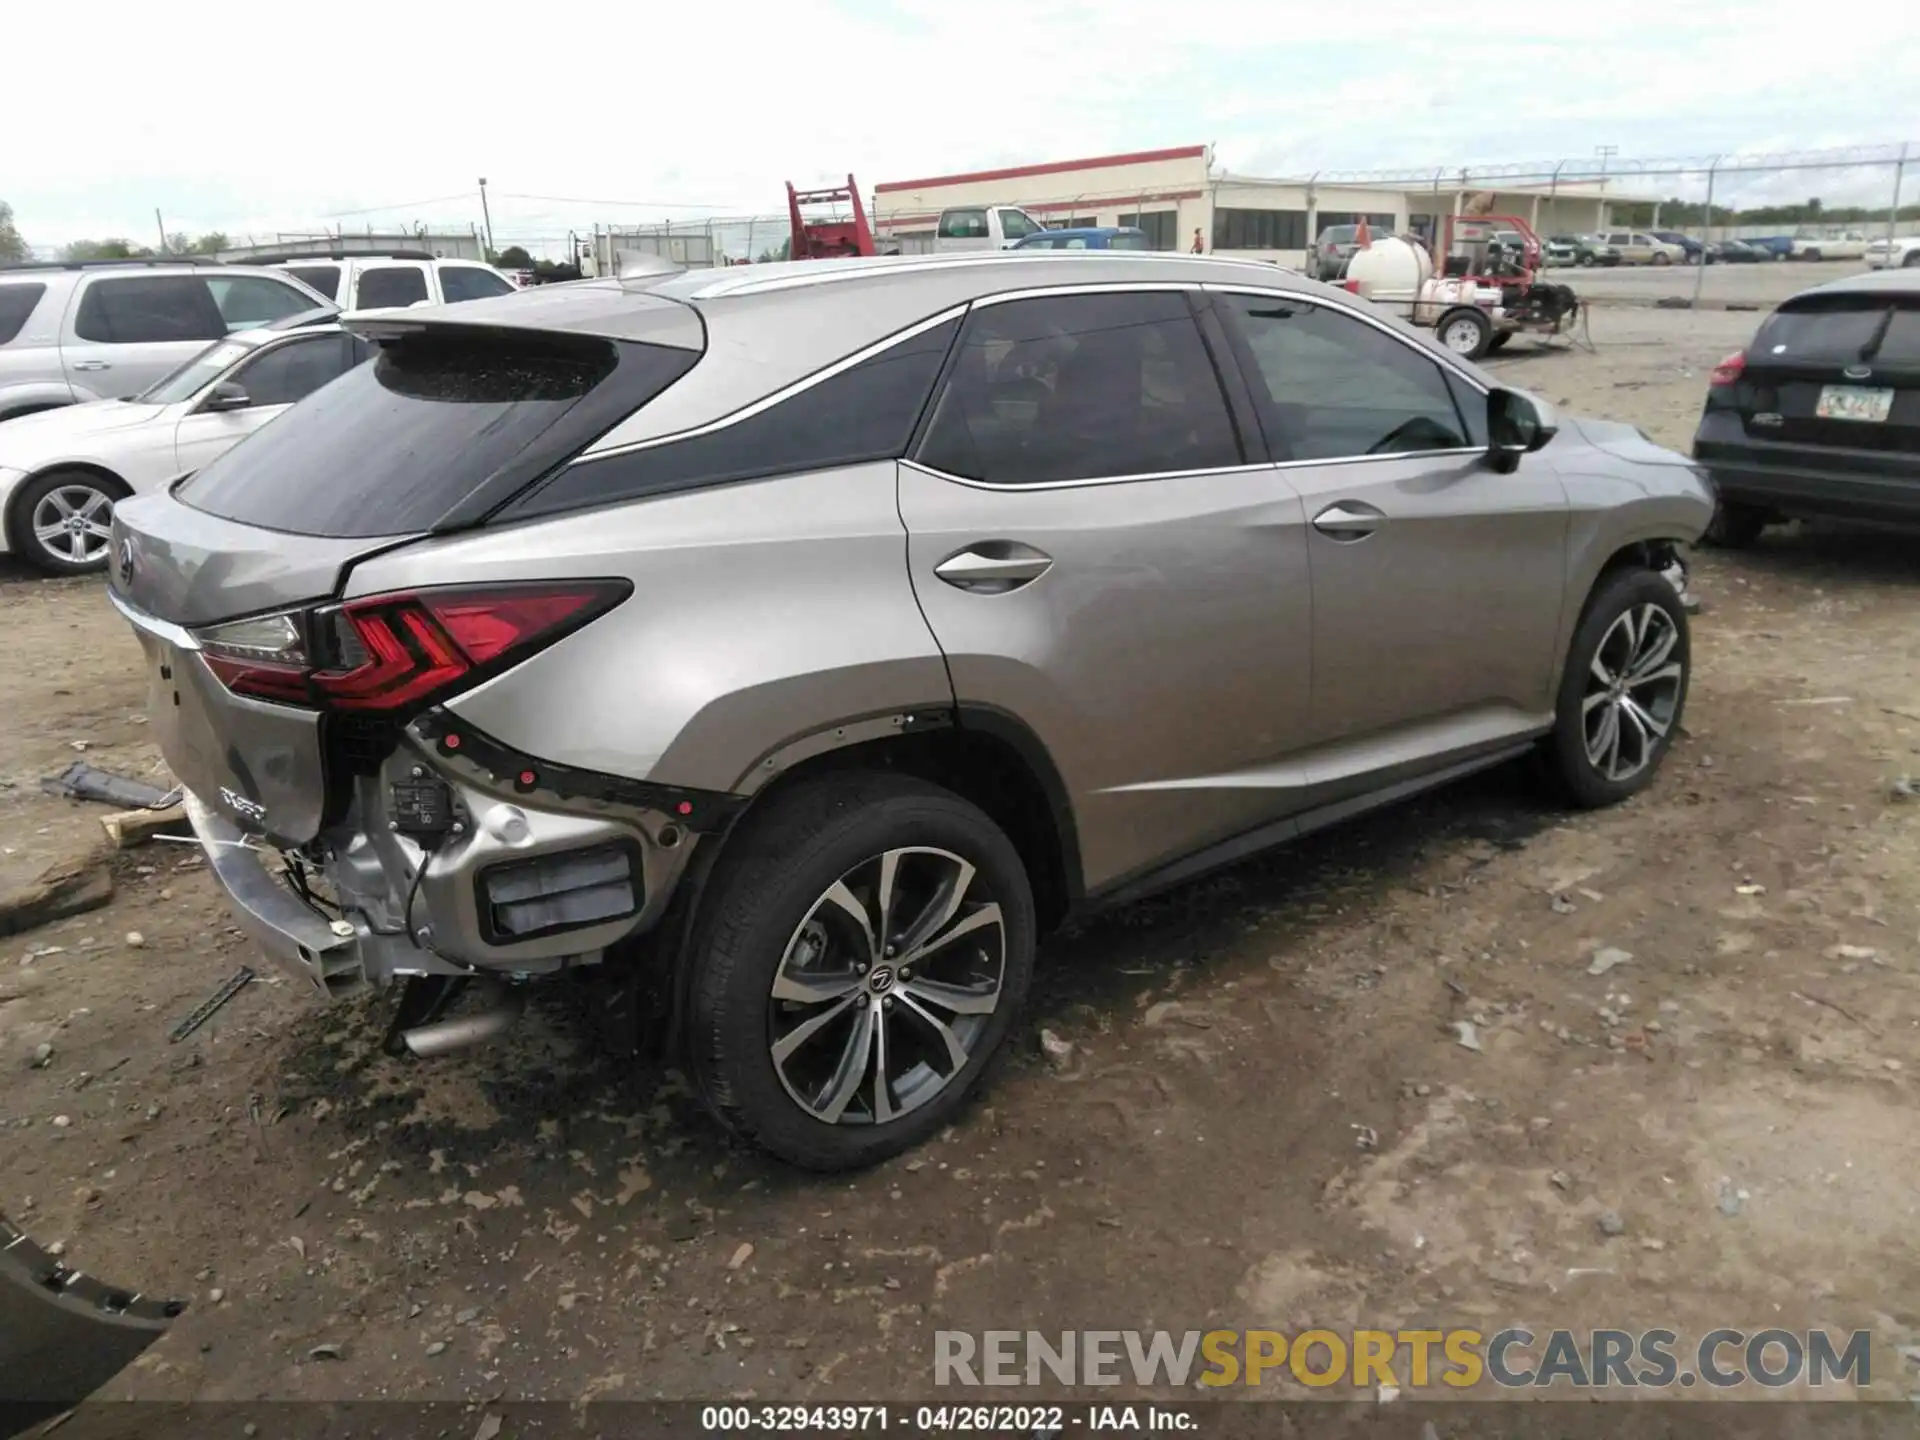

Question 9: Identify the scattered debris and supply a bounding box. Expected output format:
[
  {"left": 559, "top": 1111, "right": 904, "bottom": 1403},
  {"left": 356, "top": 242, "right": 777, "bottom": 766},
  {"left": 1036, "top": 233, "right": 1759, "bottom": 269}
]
[
  {"left": 29, "top": 1043, "right": 53, "bottom": 1070},
  {"left": 306, "top": 1343, "right": 344, "bottom": 1362},
  {"left": 1550, "top": 1170, "right": 1574, "bottom": 1192},
  {"left": 1716, "top": 1179, "right": 1746, "bottom": 1218},
  {"left": 102, "top": 805, "right": 190, "bottom": 850},
  {"left": 473, "top": 1416, "right": 503, "bottom": 1440},
  {"left": 0, "top": 845, "right": 115, "bottom": 938},
  {"left": 1351, "top": 1124, "right": 1378, "bottom": 1152},
  {"left": 728, "top": 1242, "right": 755, "bottom": 1270},
  {"left": 124, "top": 931, "right": 145, "bottom": 950},
  {"left": 1587, "top": 947, "right": 1632, "bottom": 977},
  {"left": 426, "top": 1341, "right": 448, "bottom": 1358},
  {"left": 1825, "top": 944, "right": 1880, "bottom": 962},
  {"left": 1451, "top": 1020, "right": 1483, "bottom": 1053},
  {"left": 1792, "top": 989, "right": 1881, "bottom": 1037},
  {"left": 1550, "top": 894, "right": 1577, "bottom": 915},
  {"left": 288, "top": 1237, "right": 306, "bottom": 1261},
  {"left": 208, "top": 1288, "right": 224, "bottom": 1304},
  {"left": 51, "top": 1115, "right": 71, "bottom": 1129},
  {"left": 1597, "top": 1210, "right": 1626, "bottom": 1237},
  {"left": 1734, "top": 883, "right": 1767, "bottom": 896},
  {"left": 168, "top": 966, "right": 256, "bottom": 1043},
  {"left": 1037, "top": 1028, "right": 1075, "bottom": 1072},
  {"left": 1891, "top": 776, "right": 1917, "bottom": 802},
  {"left": 40, "top": 762, "right": 174, "bottom": 810}
]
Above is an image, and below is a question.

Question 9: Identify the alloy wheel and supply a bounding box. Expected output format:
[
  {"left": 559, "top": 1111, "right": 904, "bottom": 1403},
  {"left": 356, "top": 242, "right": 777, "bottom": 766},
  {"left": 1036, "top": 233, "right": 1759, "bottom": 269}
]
[
  {"left": 769, "top": 847, "right": 1005, "bottom": 1126},
  {"left": 1582, "top": 604, "right": 1684, "bottom": 784},
  {"left": 31, "top": 484, "right": 116, "bottom": 567}
]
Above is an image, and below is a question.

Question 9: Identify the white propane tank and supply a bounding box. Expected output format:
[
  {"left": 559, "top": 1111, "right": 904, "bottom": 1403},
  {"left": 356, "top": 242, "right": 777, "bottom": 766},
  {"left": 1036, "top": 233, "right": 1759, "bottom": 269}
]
[{"left": 1340, "top": 236, "right": 1430, "bottom": 304}]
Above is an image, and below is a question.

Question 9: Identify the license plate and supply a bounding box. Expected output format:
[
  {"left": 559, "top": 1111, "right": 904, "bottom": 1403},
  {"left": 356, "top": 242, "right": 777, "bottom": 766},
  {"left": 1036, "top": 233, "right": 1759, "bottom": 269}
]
[{"left": 1815, "top": 385, "right": 1894, "bottom": 422}]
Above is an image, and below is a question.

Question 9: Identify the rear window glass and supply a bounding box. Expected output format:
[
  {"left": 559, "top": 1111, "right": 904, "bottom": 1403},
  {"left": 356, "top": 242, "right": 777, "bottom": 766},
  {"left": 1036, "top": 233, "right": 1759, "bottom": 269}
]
[
  {"left": 177, "top": 333, "right": 623, "bottom": 536},
  {"left": 356, "top": 267, "right": 429, "bottom": 309},
  {"left": 0, "top": 283, "right": 46, "bottom": 345},
  {"left": 1754, "top": 295, "right": 1920, "bottom": 365}
]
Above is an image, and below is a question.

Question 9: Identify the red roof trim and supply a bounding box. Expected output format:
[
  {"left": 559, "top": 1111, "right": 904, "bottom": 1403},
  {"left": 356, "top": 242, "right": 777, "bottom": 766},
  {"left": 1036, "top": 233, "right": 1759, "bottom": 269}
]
[
  {"left": 874, "top": 146, "right": 1208, "bottom": 194},
  {"left": 876, "top": 191, "right": 1205, "bottom": 229}
]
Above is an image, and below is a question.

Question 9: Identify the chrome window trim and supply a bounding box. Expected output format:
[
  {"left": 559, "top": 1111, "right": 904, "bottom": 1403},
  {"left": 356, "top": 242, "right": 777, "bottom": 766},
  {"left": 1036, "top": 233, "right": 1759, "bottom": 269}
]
[
  {"left": 1200, "top": 283, "right": 1493, "bottom": 396},
  {"left": 903, "top": 446, "right": 1486, "bottom": 494},
  {"left": 574, "top": 304, "right": 970, "bottom": 463}
]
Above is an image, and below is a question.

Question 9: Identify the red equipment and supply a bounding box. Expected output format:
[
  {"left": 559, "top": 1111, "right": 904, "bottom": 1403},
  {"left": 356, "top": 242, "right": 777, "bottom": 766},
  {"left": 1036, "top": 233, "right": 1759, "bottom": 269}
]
[
  {"left": 1440, "top": 213, "right": 1544, "bottom": 281},
  {"left": 786, "top": 176, "right": 877, "bottom": 260}
]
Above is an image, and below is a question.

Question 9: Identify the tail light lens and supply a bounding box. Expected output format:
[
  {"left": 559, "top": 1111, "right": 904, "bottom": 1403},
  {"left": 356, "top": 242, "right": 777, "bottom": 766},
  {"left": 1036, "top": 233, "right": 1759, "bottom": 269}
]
[
  {"left": 1709, "top": 351, "right": 1747, "bottom": 387},
  {"left": 194, "top": 581, "right": 630, "bottom": 713}
]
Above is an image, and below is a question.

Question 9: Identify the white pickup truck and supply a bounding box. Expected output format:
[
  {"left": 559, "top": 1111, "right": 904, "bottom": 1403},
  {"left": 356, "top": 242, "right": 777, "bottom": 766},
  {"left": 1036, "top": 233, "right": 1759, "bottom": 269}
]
[
  {"left": 1789, "top": 231, "right": 1871, "bottom": 262},
  {"left": 887, "top": 205, "right": 1048, "bottom": 255}
]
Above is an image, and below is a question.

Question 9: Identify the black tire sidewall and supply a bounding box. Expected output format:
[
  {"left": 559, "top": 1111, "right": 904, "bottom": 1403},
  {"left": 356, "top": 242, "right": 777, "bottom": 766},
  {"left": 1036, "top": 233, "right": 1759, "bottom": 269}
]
[
  {"left": 15, "top": 469, "right": 123, "bottom": 576},
  {"left": 688, "top": 776, "right": 1036, "bottom": 1171},
  {"left": 1441, "top": 309, "right": 1491, "bottom": 360},
  {"left": 1548, "top": 569, "right": 1691, "bottom": 808}
]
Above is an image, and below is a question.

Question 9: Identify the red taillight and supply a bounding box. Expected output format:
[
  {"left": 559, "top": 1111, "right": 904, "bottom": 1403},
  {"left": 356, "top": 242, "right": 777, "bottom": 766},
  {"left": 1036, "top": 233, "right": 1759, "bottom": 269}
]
[
  {"left": 1709, "top": 351, "right": 1746, "bottom": 387},
  {"left": 194, "top": 582, "right": 628, "bottom": 713}
]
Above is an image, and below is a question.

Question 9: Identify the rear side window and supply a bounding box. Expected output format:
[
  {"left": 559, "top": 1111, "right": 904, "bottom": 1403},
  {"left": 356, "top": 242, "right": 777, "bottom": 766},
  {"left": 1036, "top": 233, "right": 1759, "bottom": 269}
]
[
  {"left": 74, "top": 276, "right": 223, "bottom": 344},
  {"left": 227, "top": 334, "right": 361, "bottom": 407},
  {"left": 285, "top": 265, "right": 341, "bottom": 301},
  {"left": 438, "top": 267, "right": 516, "bottom": 302},
  {"left": 916, "top": 291, "right": 1241, "bottom": 486},
  {"left": 356, "top": 266, "right": 429, "bottom": 309},
  {"left": 206, "top": 275, "right": 314, "bottom": 330},
  {"left": 510, "top": 318, "right": 961, "bottom": 518},
  {"left": 178, "top": 333, "right": 631, "bottom": 536},
  {"left": 0, "top": 283, "right": 47, "bottom": 345}
]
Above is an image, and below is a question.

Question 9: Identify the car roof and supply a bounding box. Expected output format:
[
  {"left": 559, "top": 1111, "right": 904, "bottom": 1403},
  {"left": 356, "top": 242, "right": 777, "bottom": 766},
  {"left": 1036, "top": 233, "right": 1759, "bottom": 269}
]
[
  {"left": 1027, "top": 226, "right": 1143, "bottom": 238},
  {"left": 1796, "top": 269, "right": 1920, "bottom": 300}
]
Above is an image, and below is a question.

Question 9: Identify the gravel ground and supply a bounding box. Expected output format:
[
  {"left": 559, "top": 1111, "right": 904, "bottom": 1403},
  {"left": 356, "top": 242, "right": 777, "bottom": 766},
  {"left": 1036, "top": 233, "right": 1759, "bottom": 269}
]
[{"left": 2, "top": 301, "right": 1918, "bottom": 1412}]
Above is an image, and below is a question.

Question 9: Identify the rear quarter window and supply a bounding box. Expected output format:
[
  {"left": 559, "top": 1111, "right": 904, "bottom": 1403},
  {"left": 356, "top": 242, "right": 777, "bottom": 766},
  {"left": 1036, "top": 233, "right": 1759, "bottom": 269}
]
[
  {"left": 285, "top": 265, "right": 342, "bottom": 301},
  {"left": 0, "top": 282, "right": 48, "bottom": 345}
]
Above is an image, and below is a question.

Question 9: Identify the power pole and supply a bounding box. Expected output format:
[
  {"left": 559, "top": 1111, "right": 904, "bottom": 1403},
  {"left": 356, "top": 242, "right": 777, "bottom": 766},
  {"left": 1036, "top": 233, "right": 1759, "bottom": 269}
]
[
  {"left": 155, "top": 209, "right": 168, "bottom": 253},
  {"left": 477, "top": 178, "right": 495, "bottom": 257},
  {"left": 1594, "top": 145, "right": 1618, "bottom": 175}
]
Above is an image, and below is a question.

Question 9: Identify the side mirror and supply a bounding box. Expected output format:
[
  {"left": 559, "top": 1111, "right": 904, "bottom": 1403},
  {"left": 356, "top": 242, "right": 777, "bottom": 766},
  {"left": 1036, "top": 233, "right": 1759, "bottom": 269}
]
[
  {"left": 201, "top": 381, "right": 251, "bottom": 413},
  {"left": 1487, "top": 388, "right": 1557, "bottom": 471}
]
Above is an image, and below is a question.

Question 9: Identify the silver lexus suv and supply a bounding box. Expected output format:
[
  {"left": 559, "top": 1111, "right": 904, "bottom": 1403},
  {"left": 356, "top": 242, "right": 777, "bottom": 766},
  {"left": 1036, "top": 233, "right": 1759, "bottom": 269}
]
[{"left": 108, "top": 253, "right": 1712, "bottom": 1170}]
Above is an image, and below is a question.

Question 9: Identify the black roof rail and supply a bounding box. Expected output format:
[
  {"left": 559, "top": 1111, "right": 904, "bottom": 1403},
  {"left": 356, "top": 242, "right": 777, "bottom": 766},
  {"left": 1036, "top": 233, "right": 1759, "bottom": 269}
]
[
  {"left": 245, "top": 249, "right": 442, "bottom": 264},
  {"left": 0, "top": 256, "right": 227, "bottom": 273}
]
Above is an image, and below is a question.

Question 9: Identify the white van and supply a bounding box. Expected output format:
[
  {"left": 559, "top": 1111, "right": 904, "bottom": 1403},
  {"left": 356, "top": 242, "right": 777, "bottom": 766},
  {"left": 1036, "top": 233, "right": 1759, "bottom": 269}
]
[{"left": 254, "top": 252, "right": 519, "bottom": 309}]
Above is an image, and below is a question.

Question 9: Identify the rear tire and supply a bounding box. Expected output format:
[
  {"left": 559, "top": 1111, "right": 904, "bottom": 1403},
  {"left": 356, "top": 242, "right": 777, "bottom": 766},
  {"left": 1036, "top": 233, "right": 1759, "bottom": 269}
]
[
  {"left": 686, "top": 773, "right": 1036, "bottom": 1171},
  {"left": 1543, "top": 568, "right": 1690, "bottom": 809},
  {"left": 1702, "top": 500, "right": 1768, "bottom": 549},
  {"left": 1577, "top": 253, "right": 1595, "bottom": 267},
  {"left": 1653, "top": 251, "right": 1673, "bottom": 267},
  {"left": 1437, "top": 307, "right": 1493, "bottom": 360},
  {"left": 12, "top": 469, "right": 128, "bottom": 577},
  {"left": 1801, "top": 249, "right": 1823, "bottom": 262},
  {"left": 1903, "top": 252, "right": 1920, "bottom": 268}
]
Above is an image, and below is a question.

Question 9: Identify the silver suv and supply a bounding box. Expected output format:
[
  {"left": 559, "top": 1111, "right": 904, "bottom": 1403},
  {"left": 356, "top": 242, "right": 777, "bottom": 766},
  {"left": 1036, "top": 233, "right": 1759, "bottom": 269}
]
[
  {"left": 109, "top": 254, "right": 1711, "bottom": 1170},
  {"left": 0, "top": 260, "right": 329, "bottom": 423}
]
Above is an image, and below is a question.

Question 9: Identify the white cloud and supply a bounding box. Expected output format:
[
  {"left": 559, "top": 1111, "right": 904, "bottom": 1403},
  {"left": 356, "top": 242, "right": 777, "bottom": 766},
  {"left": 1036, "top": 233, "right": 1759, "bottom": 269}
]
[{"left": 6, "top": 0, "right": 1917, "bottom": 254}]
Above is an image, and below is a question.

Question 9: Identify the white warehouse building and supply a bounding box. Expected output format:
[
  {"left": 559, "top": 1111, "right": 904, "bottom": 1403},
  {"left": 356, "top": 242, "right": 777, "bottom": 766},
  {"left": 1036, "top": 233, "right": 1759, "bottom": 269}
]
[{"left": 871, "top": 145, "right": 1653, "bottom": 267}]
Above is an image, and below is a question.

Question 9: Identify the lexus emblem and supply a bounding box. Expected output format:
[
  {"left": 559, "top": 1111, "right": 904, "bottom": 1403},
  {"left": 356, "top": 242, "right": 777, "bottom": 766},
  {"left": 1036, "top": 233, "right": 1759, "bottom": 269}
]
[
  {"left": 1843, "top": 364, "right": 1873, "bottom": 380},
  {"left": 116, "top": 536, "right": 136, "bottom": 587}
]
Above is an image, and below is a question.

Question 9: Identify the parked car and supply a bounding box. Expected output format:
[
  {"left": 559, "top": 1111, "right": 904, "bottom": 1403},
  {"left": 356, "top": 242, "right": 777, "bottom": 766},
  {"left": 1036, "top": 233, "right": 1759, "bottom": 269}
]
[
  {"left": 108, "top": 253, "right": 1711, "bottom": 1169},
  {"left": 250, "top": 252, "right": 519, "bottom": 309},
  {"left": 1705, "top": 239, "right": 1763, "bottom": 264},
  {"left": 1789, "top": 231, "right": 1870, "bottom": 263},
  {"left": 890, "top": 207, "right": 1048, "bottom": 255},
  {"left": 1651, "top": 231, "right": 1707, "bottom": 264},
  {"left": 1599, "top": 231, "right": 1687, "bottom": 266},
  {"left": 0, "top": 259, "right": 330, "bottom": 424},
  {"left": 1546, "top": 235, "right": 1621, "bottom": 268},
  {"left": 1010, "top": 227, "right": 1152, "bottom": 251},
  {"left": 0, "top": 311, "right": 360, "bottom": 574},
  {"left": 1865, "top": 235, "right": 1920, "bottom": 269},
  {"left": 1311, "top": 224, "right": 1391, "bottom": 280},
  {"left": 1693, "top": 268, "right": 1919, "bottom": 546},
  {"left": 1744, "top": 236, "right": 1797, "bottom": 261}
]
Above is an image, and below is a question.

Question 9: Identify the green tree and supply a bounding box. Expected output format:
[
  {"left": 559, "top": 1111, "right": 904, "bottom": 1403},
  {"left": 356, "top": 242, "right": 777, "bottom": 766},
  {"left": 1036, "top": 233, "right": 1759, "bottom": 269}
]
[
  {"left": 0, "top": 201, "right": 26, "bottom": 263},
  {"left": 166, "top": 231, "right": 193, "bottom": 255},
  {"left": 191, "top": 232, "right": 228, "bottom": 255},
  {"left": 496, "top": 244, "right": 534, "bottom": 269},
  {"left": 60, "top": 237, "right": 152, "bottom": 262}
]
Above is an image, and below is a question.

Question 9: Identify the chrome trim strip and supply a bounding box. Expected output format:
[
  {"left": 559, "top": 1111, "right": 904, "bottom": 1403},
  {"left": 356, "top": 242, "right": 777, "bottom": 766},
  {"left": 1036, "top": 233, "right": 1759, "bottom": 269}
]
[
  {"left": 107, "top": 586, "right": 201, "bottom": 651},
  {"left": 970, "top": 280, "right": 1199, "bottom": 306},
  {"left": 902, "top": 447, "right": 1484, "bottom": 493},
  {"left": 576, "top": 304, "right": 970, "bottom": 462},
  {"left": 1200, "top": 283, "right": 1493, "bottom": 396},
  {"left": 686, "top": 252, "right": 1300, "bottom": 301}
]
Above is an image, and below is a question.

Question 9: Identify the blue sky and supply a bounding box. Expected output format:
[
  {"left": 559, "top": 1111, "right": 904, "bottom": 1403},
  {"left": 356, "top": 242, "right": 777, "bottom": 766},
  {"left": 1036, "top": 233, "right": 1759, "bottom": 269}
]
[{"left": 8, "top": 0, "right": 1919, "bottom": 258}]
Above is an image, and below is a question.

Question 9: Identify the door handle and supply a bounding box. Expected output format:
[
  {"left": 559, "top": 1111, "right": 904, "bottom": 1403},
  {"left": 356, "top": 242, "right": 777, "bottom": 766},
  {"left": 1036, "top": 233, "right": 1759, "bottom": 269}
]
[
  {"left": 71, "top": 361, "right": 112, "bottom": 372},
  {"left": 933, "top": 544, "right": 1053, "bottom": 593},
  {"left": 1312, "top": 502, "right": 1385, "bottom": 540}
]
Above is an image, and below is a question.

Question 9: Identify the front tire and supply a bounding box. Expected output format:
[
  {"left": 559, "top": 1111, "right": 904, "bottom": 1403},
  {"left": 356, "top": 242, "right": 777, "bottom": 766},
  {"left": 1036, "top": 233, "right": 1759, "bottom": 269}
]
[
  {"left": 1544, "top": 568, "right": 1690, "bottom": 809},
  {"left": 1437, "top": 307, "right": 1493, "bottom": 360},
  {"left": 13, "top": 469, "right": 128, "bottom": 576},
  {"left": 687, "top": 773, "right": 1036, "bottom": 1171},
  {"left": 1653, "top": 251, "right": 1673, "bottom": 267},
  {"left": 1702, "top": 499, "right": 1768, "bottom": 549}
]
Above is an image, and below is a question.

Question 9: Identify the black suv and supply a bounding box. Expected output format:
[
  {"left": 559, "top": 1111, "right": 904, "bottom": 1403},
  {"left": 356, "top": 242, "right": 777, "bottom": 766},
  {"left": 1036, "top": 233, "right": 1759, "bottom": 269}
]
[{"left": 1693, "top": 270, "right": 1919, "bottom": 545}]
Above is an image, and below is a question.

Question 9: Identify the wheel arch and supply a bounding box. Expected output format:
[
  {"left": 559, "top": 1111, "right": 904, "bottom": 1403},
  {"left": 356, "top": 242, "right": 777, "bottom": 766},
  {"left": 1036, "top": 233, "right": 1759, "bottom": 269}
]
[
  {"left": 4, "top": 462, "right": 132, "bottom": 556},
  {"left": 1551, "top": 533, "right": 1688, "bottom": 691}
]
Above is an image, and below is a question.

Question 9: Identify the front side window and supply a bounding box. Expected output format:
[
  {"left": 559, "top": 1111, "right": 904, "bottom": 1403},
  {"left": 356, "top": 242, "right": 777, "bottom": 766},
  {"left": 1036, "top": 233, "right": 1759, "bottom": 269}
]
[
  {"left": 438, "top": 266, "right": 516, "bottom": 303},
  {"left": 74, "top": 276, "right": 224, "bottom": 344},
  {"left": 938, "top": 209, "right": 989, "bottom": 240},
  {"left": 1217, "top": 292, "right": 1470, "bottom": 462},
  {"left": 997, "top": 209, "right": 1040, "bottom": 240},
  {"left": 225, "top": 334, "right": 361, "bottom": 408},
  {"left": 916, "top": 291, "right": 1241, "bottom": 486},
  {"left": 355, "top": 266, "right": 430, "bottom": 309},
  {"left": 205, "top": 275, "right": 316, "bottom": 330},
  {"left": 138, "top": 337, "right": 260, "bottom": 404}
]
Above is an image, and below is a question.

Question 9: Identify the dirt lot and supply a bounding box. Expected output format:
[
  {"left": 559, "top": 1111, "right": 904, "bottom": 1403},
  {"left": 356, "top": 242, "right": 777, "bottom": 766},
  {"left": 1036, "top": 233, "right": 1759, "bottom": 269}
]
[{"left": 3, "top": 301, "right": 1919, "bottom": 1413}]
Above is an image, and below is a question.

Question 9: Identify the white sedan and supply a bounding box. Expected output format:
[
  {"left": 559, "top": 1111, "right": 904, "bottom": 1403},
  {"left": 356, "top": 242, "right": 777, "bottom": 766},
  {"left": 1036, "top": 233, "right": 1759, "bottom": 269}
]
[{"left": 0, "top": 315, "right": 369, "bottom": 575}]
